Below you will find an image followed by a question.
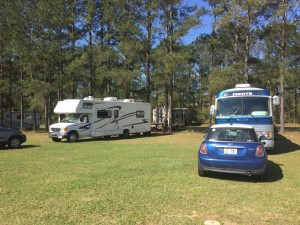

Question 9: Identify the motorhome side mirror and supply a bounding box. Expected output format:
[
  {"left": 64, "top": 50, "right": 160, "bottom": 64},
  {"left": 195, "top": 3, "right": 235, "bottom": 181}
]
[
  {"left": 209, "top": 105, "right": 215, "bottom": 115},
  {"left": 273, "top": 95, "right": 280, "bottom": 105}
]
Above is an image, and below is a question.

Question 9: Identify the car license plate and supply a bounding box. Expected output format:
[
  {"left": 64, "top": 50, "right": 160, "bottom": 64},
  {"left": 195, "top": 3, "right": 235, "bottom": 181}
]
[{"left": 224, "top": 148, "right": 237, "bottom": 154}]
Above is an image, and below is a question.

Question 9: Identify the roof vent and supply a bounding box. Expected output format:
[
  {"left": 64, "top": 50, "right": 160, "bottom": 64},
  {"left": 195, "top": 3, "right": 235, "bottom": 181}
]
[
  {"left": 235, "top": 84, "right": 251, "bottom": 88},
  {"left": 83, "top": 96, "right": 93, "bottom": 100},
  {"left": 104, "top": 97, "right": 117, "bottom": 102},
  {"left": 123, "top": 99, "right": 134, "bottom": 102}
]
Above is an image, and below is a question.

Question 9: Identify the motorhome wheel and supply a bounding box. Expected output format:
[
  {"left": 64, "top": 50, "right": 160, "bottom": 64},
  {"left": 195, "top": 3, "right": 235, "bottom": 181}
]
[
  {"left": 67, "top": 131, "right": 78, "bottom": 142},
  {"left": 122, "top": 129, "right": 129, "bottom": 138}
]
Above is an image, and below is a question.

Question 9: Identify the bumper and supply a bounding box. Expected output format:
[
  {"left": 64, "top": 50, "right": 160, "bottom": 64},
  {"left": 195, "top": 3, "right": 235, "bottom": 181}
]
[
  {"left": 260, "top": 139, "right": 274, "bottom": 151},
  {"left": 21, "top": 134, "right": 27, "bottom": 143},
  {"left": 199, "top": 157, "right": 267, "bottom": 176},
  {"left": 48, "top": 132, "right": 67, "bottom": 139}
]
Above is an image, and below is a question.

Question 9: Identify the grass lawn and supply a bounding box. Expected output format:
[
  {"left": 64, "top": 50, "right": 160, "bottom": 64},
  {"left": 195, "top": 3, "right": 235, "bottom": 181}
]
[{"left": 0, "top": 129, "right": 300, "bottom": 225}]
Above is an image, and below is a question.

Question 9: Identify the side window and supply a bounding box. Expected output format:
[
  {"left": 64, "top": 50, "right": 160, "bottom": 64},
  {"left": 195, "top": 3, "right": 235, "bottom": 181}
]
[
  {"left": 114, "top": 110, "right": 119, "bottom": 118},
  {"left": 24, "top": 115, "right": 31, "bottom": 120},
  {"left": 83, "top": 102, "right": 93, "bottom": 109},
  {"left": 136, "top": 111, "right": 144, "bottom": 118},
  {"left": 97, "top": 110, "right": 112, "bottom": 118},
  {"left": 80, "top": 115, "right": 89, "bottom": 123}
]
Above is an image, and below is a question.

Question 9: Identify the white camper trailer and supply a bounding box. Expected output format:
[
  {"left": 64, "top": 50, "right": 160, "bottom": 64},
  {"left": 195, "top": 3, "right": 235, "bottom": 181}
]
[
  {"left": 2, "top": 112, "right": 40, "bottom": 130},
  {"left": 48, "top": 97, "right": 151, "bottom": 142},
  {"left": 152, "top": 107, "right": 191, "bottom": 129}
]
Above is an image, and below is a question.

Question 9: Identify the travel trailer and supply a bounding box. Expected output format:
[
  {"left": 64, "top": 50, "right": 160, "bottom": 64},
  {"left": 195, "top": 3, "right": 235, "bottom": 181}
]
[
  {"left": 152, "top": 107, "right": 191, "bottom": 129},
  {"left": 1, "top": 112, "right": 40, "bottom": 130},
  {"left": 48, "top": 97, "right": 151, "bottom": 142}
]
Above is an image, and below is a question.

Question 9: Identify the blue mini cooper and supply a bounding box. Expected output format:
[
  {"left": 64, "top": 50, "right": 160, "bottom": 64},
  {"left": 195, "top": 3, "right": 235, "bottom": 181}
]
[{"left": 198, "top": 124, "right": 267, "bottom": 180}]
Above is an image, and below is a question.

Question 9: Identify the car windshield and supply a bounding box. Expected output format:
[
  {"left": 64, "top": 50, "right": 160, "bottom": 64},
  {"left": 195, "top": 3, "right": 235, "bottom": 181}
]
[
  {"left": 216, "top": 97, "right": 270, "bottom": 116},
  {"left": 208, "top": 128, "right": 257, "bottom": 142},
  {"left": 61, "top": 114, "right": 80, "bottom": 123}
]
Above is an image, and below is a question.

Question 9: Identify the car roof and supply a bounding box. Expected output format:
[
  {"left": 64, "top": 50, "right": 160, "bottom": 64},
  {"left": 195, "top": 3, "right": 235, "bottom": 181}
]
[{"left": 210, "top": 124, "right": 254, "bottom": 129}]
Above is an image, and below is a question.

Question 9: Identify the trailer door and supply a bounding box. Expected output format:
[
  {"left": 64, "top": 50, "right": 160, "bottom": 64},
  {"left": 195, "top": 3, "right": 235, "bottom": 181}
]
[{"left": 78, "top": 114, "right": 91, "bottom": 138}]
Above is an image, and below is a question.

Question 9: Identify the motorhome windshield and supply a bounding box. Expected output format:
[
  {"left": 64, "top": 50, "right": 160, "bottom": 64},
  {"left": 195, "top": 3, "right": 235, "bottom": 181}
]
[
  {"left": 216, "top": 97, "right": 270, "bottom": 117},
  {"left": 61, "top": 114, "right": 81, "bottom": 123}
]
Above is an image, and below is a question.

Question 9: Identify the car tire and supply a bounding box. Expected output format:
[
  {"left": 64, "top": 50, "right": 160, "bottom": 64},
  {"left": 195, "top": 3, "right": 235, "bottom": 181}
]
[
  {"left": 122, "top": 129, "right": 130, "bottom": 138},
  {"left": 198, "top": 160, "right": 206, "bottom": 177},
  {"left": 8, "top": 136, "right": 22, "bottom": 148},
  {"left": 52, "top": 138, "right": 62, "bottom": 142},
  {"left": 67, "top": 131, "right": 78, "bottom": 142}
]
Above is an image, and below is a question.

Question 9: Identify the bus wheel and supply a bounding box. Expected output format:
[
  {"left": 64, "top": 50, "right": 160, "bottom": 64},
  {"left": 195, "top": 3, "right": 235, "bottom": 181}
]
[
  {"left": 67, "top": 131, "right": 78, "bottom": 142},
  {"left": 52, "top": 138, "right": 62, "bottom": 142},
  {"left": 122, "top": 129, "right": 130, "bottom": 138}
]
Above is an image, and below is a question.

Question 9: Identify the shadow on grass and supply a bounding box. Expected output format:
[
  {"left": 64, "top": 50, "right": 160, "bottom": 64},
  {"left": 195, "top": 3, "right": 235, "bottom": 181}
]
[
  {"left": 54, "top": 132, "right": 170, "bottom": 144},
  {"left": 0, "top": 144, "right": 41, "bottom": 151},
  {"left": 203, "top": 160, "right": 283, "bottom": 183},
  {"left": 272, "top": 134, "right": 300, "bottom": 155}
]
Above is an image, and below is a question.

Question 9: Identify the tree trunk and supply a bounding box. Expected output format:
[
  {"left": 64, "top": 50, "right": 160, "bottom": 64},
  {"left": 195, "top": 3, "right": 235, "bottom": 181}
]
[{"left": 280, "top": 0, "right": 286, "bottom": 134}]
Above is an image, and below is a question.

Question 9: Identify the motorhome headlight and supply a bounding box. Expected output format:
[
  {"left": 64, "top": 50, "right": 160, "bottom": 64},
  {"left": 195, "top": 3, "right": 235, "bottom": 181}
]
[{"left": 266, "top": 131, "right": 273, "bottom": 138}]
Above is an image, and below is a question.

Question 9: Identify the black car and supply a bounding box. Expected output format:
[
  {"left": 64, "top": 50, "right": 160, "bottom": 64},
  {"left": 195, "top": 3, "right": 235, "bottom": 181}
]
[{"left": 0, "top": 125, "right": 27, "bottom": 149}]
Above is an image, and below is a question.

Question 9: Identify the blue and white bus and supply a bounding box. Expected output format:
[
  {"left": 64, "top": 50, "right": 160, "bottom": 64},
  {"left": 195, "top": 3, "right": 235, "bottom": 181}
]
[{"left": 210, "top": 84, "right": 280, "bottom": 150}]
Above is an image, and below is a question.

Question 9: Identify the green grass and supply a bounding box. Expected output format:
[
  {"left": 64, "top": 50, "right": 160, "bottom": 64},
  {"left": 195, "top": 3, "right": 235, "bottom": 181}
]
[{"left": 0, "top": 131, "right": 300, "bottom": 225}]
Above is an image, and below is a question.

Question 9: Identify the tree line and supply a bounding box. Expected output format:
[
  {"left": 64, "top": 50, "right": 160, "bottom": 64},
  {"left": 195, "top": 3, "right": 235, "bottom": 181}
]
[{"left": 0, "top": 0, "right": 299, "bottom": 132}]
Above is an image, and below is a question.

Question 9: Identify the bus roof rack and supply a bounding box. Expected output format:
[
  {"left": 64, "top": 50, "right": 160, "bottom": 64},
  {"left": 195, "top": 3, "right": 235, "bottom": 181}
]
[{"left": 235, "top": 84, "right": 251, "bottom": 88}]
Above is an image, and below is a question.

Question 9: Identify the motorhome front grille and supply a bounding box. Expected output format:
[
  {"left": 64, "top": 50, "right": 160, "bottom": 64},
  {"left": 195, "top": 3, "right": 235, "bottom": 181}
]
[{"left": 51, "top": 128, "right": 60, "bottom": 132}]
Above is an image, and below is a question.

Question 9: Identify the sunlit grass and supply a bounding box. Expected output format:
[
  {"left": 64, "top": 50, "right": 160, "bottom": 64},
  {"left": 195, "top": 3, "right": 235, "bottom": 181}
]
[{"left": 0, "top": 130, "right": 299, "bottom": 224}]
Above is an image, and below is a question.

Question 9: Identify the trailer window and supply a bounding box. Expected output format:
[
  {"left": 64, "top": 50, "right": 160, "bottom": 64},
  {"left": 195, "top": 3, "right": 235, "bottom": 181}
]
[
  {"left": 97, "top": 110, "right": 112, "bottom": 118},
  {"left": 24, "top": 115, "right": 32, "bottom": 120},
  {"left": 114, "top": 110, "right": 119, "bottom": 118},
  {"left": 136, "top": 111, "right": 144, "bottom": 118},
  {"left": 83, "top": 102, "right": 93, "bottom": 109}
]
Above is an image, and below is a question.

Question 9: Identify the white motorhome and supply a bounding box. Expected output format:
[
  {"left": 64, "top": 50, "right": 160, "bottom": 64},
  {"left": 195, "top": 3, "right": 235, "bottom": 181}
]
[{"left": 48, "top": 97, "right": 151, "bottom": 142}]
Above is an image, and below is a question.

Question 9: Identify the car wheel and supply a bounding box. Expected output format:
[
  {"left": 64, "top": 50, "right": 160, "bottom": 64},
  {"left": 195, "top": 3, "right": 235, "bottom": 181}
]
[
  {"left": 122, "top": 129, "right": 130, "bottom": 138},
  {"left": 67, "top": 131, "right": 78, "bottom": 142},
  {"left": 198, "top": 160, "right": 206, "bottom": 177},
  {"left": 8, "top": 137, "right": 22, "bottom": 148},
  {"left": 52, "top": 138, "right": 62, "bottom": 142}
]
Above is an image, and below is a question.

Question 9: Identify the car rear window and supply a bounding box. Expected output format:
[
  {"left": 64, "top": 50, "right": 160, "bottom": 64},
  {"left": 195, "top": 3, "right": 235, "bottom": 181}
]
[{"left": 208, "top": 128, "right": 257, "bottom": 142}]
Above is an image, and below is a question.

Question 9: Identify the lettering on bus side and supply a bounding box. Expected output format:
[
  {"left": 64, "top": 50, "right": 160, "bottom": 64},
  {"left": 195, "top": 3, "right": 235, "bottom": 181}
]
[{"left": 232, "top": 92, "right": 253, "bottom": 96}]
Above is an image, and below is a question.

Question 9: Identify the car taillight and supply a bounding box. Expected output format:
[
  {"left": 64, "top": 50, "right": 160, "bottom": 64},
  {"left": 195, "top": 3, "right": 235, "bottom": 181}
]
[
  {"left": 256, "top": 145, "right": 264, "bottom": 157},
  {"left": 200, "top": 144, "right": 207, "bottom": 154}
]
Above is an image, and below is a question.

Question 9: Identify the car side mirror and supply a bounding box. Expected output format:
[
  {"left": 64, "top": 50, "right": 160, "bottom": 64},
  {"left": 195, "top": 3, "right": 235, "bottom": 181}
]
[
  {"left": 203, "top": 134, "right": 208, "bottom": 139},
  {"left": 273, "top": 95, "right": 280, "bottom": 105},
  {"left": 209, "top": 105, "right": 215, "bottom": 115}
]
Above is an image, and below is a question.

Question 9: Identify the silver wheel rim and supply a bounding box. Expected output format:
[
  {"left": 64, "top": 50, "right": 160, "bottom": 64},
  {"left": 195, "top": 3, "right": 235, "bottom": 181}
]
[{"left": 10, "top": 139, "right": 21, "bottom": 148}]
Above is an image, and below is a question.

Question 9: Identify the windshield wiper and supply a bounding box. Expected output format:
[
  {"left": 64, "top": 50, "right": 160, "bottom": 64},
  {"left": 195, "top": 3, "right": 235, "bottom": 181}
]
[{"left": 249, "top": 114, "right": 258, "bottom": 121}]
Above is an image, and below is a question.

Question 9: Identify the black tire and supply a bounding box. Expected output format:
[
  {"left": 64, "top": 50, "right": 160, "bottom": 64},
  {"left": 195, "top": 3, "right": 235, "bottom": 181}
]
[
  {"left": 122, "top": 129, "right": 130, "bottom": 138},
  {"left": 198, "top": 160, "right": 206, "bottom": 177},
  {"left": 52, "top": 137, "right": 62, "bottom": 142},
  {"left": 67, "top": 131, "right": 78, "bottom": 142},
  {"left": 8, "top": 136, "right": 22, "bottom": 148}
]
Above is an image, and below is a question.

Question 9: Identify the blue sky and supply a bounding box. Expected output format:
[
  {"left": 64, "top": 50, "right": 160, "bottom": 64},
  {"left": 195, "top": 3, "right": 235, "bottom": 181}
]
[{"left": 182, "top": 0, "right": 213, "bottom": 44}]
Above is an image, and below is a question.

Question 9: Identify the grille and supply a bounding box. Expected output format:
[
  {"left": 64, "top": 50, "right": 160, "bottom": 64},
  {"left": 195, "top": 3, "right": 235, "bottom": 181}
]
[{"left": 51, "top": 128, "right": 60, "bottom": 132}]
